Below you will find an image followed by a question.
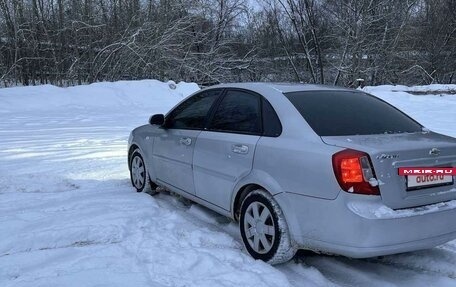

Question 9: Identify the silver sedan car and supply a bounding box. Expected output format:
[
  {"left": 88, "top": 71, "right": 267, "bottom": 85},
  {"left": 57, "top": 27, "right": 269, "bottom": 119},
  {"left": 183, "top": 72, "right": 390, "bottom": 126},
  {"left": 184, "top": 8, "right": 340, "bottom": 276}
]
[{"left": 128, "top": 83, "right": 456, "bottom": 264}]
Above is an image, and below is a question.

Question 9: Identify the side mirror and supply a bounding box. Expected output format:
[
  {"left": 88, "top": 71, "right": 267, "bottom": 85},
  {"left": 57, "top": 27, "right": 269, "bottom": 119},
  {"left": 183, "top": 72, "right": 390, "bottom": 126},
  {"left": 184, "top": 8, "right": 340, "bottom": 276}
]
[{"left": 149, "top": 114, "right": 165, "bottom": 126}]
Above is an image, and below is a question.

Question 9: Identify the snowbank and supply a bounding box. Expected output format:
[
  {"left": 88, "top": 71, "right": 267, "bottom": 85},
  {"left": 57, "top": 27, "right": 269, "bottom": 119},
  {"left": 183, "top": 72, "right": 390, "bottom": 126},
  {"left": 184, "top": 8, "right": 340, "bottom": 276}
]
[
  {"left": 363, "top": 85, "right": 456, "bottom": 138},
  {"left": 366, "top": 84, "right": 456, "bottom": 93},
  {"left": 0, "top": 80, "right": 199, "bottom": 113}
]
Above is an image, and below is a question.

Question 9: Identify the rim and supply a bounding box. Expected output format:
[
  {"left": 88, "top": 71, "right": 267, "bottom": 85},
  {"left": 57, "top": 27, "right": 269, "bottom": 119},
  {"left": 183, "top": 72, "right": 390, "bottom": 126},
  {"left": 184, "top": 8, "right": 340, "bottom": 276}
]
[
  {"left": 243, "top": 201, "right": 275, "bottom": 254},
  {"left": 131, "top": 155, "right": 145, "bottom": 189}
]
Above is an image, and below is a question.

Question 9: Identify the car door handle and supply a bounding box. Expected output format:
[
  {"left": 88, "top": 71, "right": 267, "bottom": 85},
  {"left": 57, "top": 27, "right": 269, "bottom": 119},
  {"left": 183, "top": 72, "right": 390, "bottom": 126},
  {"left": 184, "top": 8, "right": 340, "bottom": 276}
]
[
  {"left": 179, "top": 137, "right": 192, "bottom": 146},
  {"left": 232, "top": 144, "right": 249, "bottom": 154}
]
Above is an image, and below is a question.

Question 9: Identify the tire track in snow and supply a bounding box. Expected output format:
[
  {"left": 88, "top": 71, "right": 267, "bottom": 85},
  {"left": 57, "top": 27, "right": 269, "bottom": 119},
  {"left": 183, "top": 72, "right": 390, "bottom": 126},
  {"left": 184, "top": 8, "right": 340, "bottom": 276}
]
[{"left": 148, "top": 191, "right": 456, "bottom": 286}]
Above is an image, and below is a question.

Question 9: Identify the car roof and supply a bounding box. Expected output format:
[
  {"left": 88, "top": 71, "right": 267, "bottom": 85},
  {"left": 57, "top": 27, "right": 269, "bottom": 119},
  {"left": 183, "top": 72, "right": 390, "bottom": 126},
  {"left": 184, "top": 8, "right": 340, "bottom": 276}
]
[{"left": 208, "top": 82, "right": 354, "bottom": 94}]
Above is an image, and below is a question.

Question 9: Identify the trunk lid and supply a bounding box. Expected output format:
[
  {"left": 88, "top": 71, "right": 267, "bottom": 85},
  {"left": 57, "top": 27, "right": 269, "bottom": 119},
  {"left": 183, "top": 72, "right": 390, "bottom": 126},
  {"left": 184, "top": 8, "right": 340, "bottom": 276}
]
[{"left": 322, "top": 132, "right": 456, "bottom": 209}]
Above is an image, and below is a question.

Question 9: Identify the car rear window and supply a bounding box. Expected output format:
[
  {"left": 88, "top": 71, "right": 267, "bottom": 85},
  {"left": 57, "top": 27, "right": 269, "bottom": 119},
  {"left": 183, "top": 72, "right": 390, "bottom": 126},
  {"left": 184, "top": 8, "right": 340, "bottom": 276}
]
[{"left": 284, "top": 91, "right": 422, "bottom": 136}]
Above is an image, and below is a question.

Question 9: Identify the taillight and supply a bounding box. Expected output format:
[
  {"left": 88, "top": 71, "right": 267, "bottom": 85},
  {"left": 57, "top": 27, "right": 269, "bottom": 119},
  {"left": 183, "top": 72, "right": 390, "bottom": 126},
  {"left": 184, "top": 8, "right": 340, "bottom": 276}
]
[{"left": 332, "top": 149, "right": 380, "bottom": 195}]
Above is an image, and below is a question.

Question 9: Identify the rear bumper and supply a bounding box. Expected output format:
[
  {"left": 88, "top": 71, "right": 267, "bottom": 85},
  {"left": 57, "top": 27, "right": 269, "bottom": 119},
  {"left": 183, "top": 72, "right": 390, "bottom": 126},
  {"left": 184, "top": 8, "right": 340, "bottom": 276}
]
[
  {"left": 274, "top": 192, "right": 456, "bottom": 258},
  {"left": 297, "top": 227, "right": 456, "bottom": 259}
]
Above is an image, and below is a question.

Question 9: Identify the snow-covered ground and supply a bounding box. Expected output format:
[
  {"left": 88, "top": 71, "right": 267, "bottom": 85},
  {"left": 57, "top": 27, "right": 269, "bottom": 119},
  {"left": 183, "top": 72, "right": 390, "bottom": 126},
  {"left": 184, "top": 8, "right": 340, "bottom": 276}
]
[{"left": 1, "top": 80, "right": 455, "bottom": 287}]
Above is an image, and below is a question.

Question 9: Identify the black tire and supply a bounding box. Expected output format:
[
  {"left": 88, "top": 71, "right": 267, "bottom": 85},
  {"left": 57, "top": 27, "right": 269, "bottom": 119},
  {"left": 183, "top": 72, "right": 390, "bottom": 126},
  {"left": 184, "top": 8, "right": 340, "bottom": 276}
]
[
  {"left": 240, "top": 189, "right": 296, "bottom": 264},
  {"left": 129, "top": 149, "right": 158, "bottom": 195}
]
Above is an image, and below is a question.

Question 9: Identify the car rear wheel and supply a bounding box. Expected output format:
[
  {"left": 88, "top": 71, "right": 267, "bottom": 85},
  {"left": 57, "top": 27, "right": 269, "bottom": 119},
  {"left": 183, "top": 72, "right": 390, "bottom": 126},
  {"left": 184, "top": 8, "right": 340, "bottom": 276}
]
[
  {"left": 240, "top": 189, "right": 296, "bottom": 264},
  {"left": 130, "top": 149, "right": 157, "bottom": 194}
]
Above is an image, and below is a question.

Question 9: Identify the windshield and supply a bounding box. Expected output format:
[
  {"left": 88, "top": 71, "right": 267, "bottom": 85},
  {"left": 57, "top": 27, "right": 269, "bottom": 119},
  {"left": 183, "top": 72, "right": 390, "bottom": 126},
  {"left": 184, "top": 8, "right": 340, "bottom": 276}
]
[{"left": 284, "top": 91, "right": 423, "bottom": 136}]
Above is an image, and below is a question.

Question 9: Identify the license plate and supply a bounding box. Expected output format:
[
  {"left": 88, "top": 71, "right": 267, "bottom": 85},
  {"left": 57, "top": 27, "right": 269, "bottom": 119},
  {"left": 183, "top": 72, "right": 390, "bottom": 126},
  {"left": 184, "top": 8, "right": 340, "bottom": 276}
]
[{"left": 407, "top": 175, "right": 454, "bottom": 190}]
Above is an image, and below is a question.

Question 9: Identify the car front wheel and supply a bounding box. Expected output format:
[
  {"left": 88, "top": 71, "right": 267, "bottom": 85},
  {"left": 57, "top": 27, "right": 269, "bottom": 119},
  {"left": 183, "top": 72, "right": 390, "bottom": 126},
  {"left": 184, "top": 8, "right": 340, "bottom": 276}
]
[
  {"left": 240, "top": 189, "right": 296, "bottom": 264},
  {"left": 130, "top": 149, "right": 157, "bottom": 194}
]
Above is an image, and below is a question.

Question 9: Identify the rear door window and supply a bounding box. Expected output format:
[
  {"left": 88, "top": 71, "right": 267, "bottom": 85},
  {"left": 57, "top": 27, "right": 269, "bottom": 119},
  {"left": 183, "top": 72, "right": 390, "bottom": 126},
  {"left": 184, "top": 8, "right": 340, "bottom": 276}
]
[{"left": 284, "top": 91, "right": 422, "bottom": 136}]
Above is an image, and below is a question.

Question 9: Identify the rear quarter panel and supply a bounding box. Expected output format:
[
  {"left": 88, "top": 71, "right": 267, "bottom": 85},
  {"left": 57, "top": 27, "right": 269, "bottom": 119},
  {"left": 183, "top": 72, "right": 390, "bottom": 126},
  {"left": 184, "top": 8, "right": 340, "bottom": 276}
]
[
  {"left": 250, "top": 85, "right": 344, "bottom": 199},
  {"left": 253, "top": 136, "right": 343, "bottom": 199}
]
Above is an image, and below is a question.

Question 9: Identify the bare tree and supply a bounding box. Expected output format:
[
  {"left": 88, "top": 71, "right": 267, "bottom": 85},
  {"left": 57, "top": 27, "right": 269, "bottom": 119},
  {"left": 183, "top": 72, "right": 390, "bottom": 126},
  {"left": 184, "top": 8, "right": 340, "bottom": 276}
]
[{"left": 0, "top": 0, "right": 454, "bottom": 87}]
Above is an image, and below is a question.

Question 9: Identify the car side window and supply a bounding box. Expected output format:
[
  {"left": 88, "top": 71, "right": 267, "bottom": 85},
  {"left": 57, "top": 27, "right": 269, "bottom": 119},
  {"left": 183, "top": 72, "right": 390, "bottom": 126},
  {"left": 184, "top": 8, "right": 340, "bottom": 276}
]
[
  {"left": 209, "top": 90, "right": 261, "bottom": 134},
  {"left": 166, "top": 89, "right": 221, "bottom": 130},
  {"left": 262, "top": 98, "right": 282, "bottom": 137}
]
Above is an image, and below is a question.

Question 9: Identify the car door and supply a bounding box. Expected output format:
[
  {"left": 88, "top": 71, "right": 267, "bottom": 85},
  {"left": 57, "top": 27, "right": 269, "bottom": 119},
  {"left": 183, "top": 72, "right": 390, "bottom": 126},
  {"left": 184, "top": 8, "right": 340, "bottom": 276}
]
[
  {"left": 153, "top": 89, "right": 222, "bottom": 195},
  {"left": 193, "top": 89, "right": 262, "bottom": 210}
]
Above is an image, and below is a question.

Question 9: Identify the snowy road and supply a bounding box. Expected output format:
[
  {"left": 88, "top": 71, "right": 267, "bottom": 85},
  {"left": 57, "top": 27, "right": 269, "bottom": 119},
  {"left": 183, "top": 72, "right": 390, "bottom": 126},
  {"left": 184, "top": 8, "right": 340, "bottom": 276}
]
[{"left": 1, "top": 81, "right": 455, "bottom": 286}]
